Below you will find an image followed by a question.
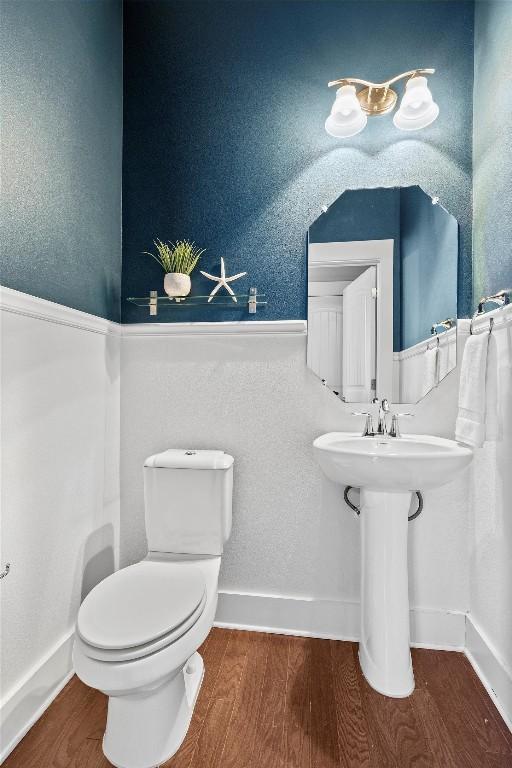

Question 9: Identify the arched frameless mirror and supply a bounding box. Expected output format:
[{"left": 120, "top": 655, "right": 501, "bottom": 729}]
[{"left": 307, "top": 186, "right": 458, "bottom": 404}]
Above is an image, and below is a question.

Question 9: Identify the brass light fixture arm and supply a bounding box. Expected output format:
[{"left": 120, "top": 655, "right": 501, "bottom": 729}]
[{"left": 327, "top": 68, "right": 435, "bottom": 89}]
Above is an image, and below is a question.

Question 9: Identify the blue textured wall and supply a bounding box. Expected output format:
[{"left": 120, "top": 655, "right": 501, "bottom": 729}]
[
  {"left": 473, "top": 0, "right": 512, "bottom": 305},
  {"left": 400, "top": 187, "right": 458, "bottom": 348},
  {"left": 0, "top": 1, "right": 123, "bottom": 321},
  {"left": 122, "top": 0, "right": 474, "bottom": 323},
  {"left": 309, "top": 188, "right": 401, "bottom": 245}
]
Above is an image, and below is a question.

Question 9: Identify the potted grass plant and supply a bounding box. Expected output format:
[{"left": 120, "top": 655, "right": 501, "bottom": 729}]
[{"left": 143, "top": 239, "right": 205, "bottom": 297}]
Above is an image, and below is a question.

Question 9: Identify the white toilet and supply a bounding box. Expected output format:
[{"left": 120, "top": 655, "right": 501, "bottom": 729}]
[{"left": 73, "top": 448, "right": 234, "bottom": 768}]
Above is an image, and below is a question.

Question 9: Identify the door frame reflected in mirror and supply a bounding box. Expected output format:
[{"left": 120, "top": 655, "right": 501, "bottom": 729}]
[{"left": 307, "top": 238, "right": 393, "bottom": 404}]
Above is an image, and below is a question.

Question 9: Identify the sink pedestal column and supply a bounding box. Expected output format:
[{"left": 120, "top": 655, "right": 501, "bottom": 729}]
[{"left": 359, "top": 488, "right": 414, "bottom": 697}]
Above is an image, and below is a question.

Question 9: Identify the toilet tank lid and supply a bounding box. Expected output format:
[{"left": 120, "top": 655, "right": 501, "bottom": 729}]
[{"left": 144, "top": 449, "right": 234, "bottom": 470}]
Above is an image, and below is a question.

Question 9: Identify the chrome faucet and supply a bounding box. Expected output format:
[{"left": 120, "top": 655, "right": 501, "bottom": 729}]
[
  {"left": 352, "top": 399, "right": 412, "bottom": 438},
  {"left": 376, "top": 399, "right": 390, "bottom": 435},
  {"left": 352, "top": 398, "right": 389, "bottom": 437}
]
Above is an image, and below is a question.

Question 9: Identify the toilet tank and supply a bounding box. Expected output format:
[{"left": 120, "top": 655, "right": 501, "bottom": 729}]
[{"left": 143, "top": 449, "right": 234, "bottom": 556}]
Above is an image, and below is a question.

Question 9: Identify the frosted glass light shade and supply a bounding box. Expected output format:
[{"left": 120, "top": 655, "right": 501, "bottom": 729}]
[
  {"left": 325, "top": 85, "right": 367, "bottom": 138},
  {"left": 393, "top": 76, "right": 439, "bottom": 131}
]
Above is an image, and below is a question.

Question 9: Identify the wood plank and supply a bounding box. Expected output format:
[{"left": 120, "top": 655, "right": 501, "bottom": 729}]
[
  {"left": 217, "top": 631, "right": 271, "bottom": 768},
  {"left": 165, "top": 628, "right": 232, "bottom": 768},
  {"left": 330, "top": 640, "right": 371, "bottom": 768},
  {"left": 52, "top": 688, "right": 109, "bottom": 765},
  {"left": 69, "top": 688, "right": 108, "bottom": 742},
  {"left": 310, "top": 637, "right": 341, "bottom": 768},
  {"left": 284, "top": 635, "right": 311, "bottom": 768},
  {"left": 184, "top": 629, "right": 249, "bottom": 768},
  {"left": 68, "top": 736, "right": 111, "bottom": 768},
  {"left": 251, "top": 634, "right": 289, "bottom": 768},
  {"left": 265, "top": 633, "right": 291, "bottom": 682},
  {"left": 4, "top": 678, "right": 99, "bottom": 768},
  {"left": 355, "top": 651, "right": 434, "bottom": 768},
  {"left": 454, "top": 654, "right": 512, "bottom": 752},
  {"left": 482, "top": 755, "right": 512, "bottom": 768},
  {"left": 413, "top": 648, "right": 512, "bottom": 760},
  {"left": 411, "top": 683, "right": 464, "bottom": 768},
  {"left": 412, "top": 649, "right": 512, "bottom": 768}
]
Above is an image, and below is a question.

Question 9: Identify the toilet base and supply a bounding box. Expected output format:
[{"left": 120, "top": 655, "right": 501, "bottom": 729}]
[{"left": 102, "top": 652, "right": 204, "bottom": 768}]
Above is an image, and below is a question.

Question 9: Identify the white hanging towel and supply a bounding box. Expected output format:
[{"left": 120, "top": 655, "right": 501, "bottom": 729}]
[
  {"left": 484, "top": 332, "right": 499, "bottom": 441},
  {"left": 422, "top": 345, "right": 439, "bottom": 397},
  {"left": 455, "top": 330, "right": 498, "bottom": 448}
]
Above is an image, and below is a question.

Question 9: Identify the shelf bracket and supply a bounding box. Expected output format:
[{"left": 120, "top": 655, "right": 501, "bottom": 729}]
[
  {"left": 149, "top": 290, "right": 158, "bottom": 317},
  {"left": 248, "top": 287, "right": 257, "bottom": 314}
]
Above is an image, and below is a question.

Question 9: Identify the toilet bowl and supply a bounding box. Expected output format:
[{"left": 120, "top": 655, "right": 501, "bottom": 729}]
[
  {"left": 73, "top": 555, "right": 220, "bottom": 768},
  {"left": 73, "top": 449, "right": 234, "bottom": 768}
]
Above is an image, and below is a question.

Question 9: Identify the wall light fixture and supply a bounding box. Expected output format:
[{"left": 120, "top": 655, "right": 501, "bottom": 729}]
[{"left": 325, "top": 69, "right": 438, "bottom": 138}]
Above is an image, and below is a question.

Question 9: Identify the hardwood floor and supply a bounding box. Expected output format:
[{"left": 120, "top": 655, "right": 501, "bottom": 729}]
[{"left": 4, "top": 629, "right": 512, "bottom": 768}]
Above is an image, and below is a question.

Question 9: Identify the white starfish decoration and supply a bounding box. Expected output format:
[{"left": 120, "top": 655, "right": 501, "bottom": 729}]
[{"left": 200, "top": 257, "right": 247, "bottom": 303}]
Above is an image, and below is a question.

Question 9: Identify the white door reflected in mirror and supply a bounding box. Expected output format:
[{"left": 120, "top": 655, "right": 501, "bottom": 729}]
[{"left": 342, "top": 265, "right": 377, "bottom": 402}]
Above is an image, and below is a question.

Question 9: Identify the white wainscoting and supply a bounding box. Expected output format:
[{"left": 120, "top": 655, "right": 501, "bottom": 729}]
[
  {"left": 215, "top": 591, "right": 466, "bottom": 650},
  {"left": 393, "top": 326, "right": 457, "bottom": 403},
  {"left": 0, "top": 287, "right": 120, "bottom": 761}
]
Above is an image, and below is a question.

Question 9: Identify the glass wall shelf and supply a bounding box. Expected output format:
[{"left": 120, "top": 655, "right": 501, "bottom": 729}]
[{"left": 127, "top": 288, "right": 266, "bottom": 316}]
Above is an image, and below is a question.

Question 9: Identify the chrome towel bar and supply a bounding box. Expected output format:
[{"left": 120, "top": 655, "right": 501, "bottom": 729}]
[
  {"left": 470, "top": 289, "right": 511, "bottom": 335},
  {"left": 430, "top": 317, "right": 456, "bottom": 335}
]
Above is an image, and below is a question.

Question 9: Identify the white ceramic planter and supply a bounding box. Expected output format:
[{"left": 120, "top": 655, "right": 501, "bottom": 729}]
[{"left": 164, "top": 273, "right": 191, "bottom": 298}]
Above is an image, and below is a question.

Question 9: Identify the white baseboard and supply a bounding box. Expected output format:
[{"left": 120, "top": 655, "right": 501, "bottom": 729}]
[
  {"left": 214, "top": 591, "right": 466, "bottom": 650},
  {"left": 215, "top": 591, "right": 360, "bottom": 641},
  {"left": 465, "top": 615, "right": 512, "bottom": 731},
  {"left": 0, "top": 631, "right": 75, "bottom": 764},
  {"left": 409, "top": 605, "right": 466, "bottom": 650}
]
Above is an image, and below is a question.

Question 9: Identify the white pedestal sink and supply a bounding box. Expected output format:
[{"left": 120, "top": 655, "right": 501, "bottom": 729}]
[{"left": 313, "top": 432, "right": 472, "bottom": 697}]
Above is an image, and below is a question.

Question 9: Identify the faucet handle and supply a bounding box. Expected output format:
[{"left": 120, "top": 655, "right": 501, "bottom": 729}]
[
  {"left": 389, "top": 412, "right": 413, "bottom": 438},
  {"left": 351, "top": 412, "right": 375, "bottom": 437}
]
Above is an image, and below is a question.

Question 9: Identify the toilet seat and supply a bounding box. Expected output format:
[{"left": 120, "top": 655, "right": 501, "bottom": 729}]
[
  {"left": 77, "top": 561, "right": 206, "bottom": 661},
  {"left": 77, "top": 589, "right": 207, "bottom": 662}
]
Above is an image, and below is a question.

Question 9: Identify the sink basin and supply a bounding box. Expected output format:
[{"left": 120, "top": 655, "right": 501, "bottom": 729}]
[
  {"left": 313, "top": 431, "right": 473, "bottom": 699},
  {"left": 313, "top": 432, "right": 472, "bottom": 492}
]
